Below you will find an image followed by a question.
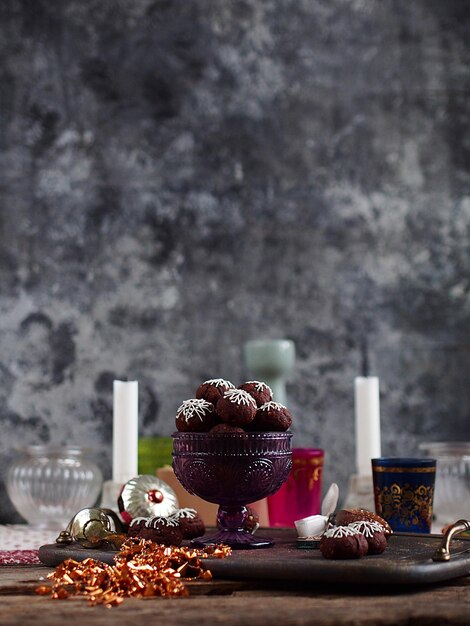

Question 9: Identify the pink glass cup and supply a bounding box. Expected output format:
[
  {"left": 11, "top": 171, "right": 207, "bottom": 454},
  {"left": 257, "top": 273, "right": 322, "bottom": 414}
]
[{"left": 267, "top": 448, "right": 324, "bottom": 527}]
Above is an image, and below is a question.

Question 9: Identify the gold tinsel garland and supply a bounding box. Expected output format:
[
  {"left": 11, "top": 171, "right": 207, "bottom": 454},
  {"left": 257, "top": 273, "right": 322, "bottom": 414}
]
[{"left": 36, "top": 538, "right": 231, "bottom": 607}]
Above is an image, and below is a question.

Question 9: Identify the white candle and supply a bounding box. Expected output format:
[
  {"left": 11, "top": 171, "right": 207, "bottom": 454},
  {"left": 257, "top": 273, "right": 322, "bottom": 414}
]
[
  {"left": 112, "top": 380, "right": 139, "bottom": 484},
  {"left": 354, "top": 376, "right": 381, "bottom": 476}
]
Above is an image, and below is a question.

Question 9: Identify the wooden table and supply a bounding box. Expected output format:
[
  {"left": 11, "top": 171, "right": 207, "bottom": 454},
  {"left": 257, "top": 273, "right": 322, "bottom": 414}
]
[{"left": 2, "top": 531, "right": 470, "bottom": 625}]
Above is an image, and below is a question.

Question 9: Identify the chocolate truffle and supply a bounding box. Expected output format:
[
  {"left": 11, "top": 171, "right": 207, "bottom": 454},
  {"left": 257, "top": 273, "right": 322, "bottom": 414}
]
[
  {"left": 320, "top": 525, "right": 369, "bottom": 559},
  {"left": 128, "top": 517, "right": 149, "bottom": 538},
  {"left": 249, "top": 401, "right": 292, "bottom": 432},
  {"left": 349, "top": 520, "right": 387, "bottom": 555},
  {"left": 175, "top": 398, "right": 219, "bottom": 432},
  {"left": 170, "top": 508, "right": 206, "bottom": 540},
  {"left": 217, "top": 389, "right": 257, "bottom": 427},
  {"left": 196, "top": 378, "right": 235, "bottom": 405},
  {"left": 333, "top": 509, "right": 392, "bottom": 538},
  {"left": 139, "top": 516, "right": 183, "bottom": 546},
  {"left": 209, "top": 423, "right": 245, "bottom": 434},
  {"left": 238, "top": 381, "right": 273, "bottom": 407}
]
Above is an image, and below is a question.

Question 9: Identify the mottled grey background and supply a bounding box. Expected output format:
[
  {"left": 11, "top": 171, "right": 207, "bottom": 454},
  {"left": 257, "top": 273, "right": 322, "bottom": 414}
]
[{"left": 0, "top": 0, "right": 469, "bottom": 522}]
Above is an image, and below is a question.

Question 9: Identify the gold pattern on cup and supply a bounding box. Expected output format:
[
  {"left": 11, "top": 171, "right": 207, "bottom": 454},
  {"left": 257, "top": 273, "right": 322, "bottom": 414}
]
[
  {"left": 292, "top": 457, "right": 323, "bottom": 491},
  {"left": 375, "top": 483, "right": 434, "bottom": 530}
]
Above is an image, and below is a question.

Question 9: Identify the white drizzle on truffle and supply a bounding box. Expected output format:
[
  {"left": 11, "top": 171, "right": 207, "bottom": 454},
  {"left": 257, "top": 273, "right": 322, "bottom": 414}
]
[
  {"left": 129, "top": 517, "right": 150, "bottom": 527},
  {"left": 170, "top": 508, "right": 197, "bottom": 520},
  {"left": 259, "top": 401, "right": 286, "bottom": 411},
  {"left": 177, "top": 398, "right": 214, "bottom": 423},
  {"left": 324, "top": 525, "right": 361, "bottom": 539},
  {"left": 146, "top": 516, "right": 180, "bottom": 528},
  {"left": 223, "top": 388, "right": 257, "bottom": 408},
  {"left": 243, "top": 381, "right": 273, "bottom": 395},
  {"left": 202, "top": 379, "right": 235, "bottom": 388},
  {"left": 349, "top": 520, "right": 384, "bottom": 538}
]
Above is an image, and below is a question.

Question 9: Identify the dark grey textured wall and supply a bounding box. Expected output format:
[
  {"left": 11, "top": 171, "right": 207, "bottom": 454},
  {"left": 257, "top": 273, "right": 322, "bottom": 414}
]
[{"left": 1, "top": 0, "right": 470, "bottom": 522}]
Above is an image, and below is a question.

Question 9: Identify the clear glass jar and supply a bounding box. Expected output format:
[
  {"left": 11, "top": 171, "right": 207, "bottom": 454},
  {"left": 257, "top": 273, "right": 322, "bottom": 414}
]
[
  {"left": 419, "top": 442, "right": 470, "bottom": 527},
  {"left": 6, "top": 445, "right": 103, "bottom": 529}
]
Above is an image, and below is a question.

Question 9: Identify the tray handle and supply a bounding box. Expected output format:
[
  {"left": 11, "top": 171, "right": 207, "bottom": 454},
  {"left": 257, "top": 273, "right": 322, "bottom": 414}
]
[{"left": 432, "top": 519, "right": 470, "bottom": 562}]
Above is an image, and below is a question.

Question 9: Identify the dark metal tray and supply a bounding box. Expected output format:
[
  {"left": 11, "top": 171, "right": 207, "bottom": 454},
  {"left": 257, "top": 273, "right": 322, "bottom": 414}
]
[{"left": 38, "top": 528, "right": 470, "bottom": 586}]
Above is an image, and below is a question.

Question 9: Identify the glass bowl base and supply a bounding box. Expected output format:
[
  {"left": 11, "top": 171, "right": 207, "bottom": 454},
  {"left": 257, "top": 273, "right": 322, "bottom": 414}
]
[{"left": 191, "top": 529, "right": 273, "bottom": 549}]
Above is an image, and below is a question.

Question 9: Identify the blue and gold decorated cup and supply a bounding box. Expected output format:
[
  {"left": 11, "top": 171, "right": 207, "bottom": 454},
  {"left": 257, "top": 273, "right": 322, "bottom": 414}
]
[{"left": 372, "top": 457, "right": 436, "bottom": 533}]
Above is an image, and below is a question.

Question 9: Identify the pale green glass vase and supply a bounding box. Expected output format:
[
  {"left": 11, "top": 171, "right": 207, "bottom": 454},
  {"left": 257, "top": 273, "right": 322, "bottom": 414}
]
[{"left": 243, "top": 339, "right": 295, "bottom": 406}]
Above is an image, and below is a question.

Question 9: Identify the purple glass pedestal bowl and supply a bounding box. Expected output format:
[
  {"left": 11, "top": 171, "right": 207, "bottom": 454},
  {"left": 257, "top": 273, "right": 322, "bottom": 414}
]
[{"left": 172, "top": 431, "right": 292, "bottom": 549}]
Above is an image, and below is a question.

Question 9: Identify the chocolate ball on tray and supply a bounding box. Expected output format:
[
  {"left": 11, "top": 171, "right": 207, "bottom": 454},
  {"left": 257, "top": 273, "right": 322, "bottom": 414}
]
[
  {"left": 348, "top": 520, "right": 387, "bottom": 555},
  {"left": 196, "top": 378, "right": 235, "bottom": 405},
  {"left": 169, "top": 508, "right": 206, "bottom": 540},
  {"left": 175, "top": 398, "right": 219, "bottom": 432},
  {"left": 216, "top": 388, "right": 258, "bottom": 427},
  {"left": 320, "top": 525, "right": 369, "bottom": 559},
  {"left": 238, "top": 381, "right": 273, "bottom": 407},
  {"left": 249, "top": 401, "right": 292, "bottom": 432},
  {"left": 333, "top": 509, "right": 392, "bottom": 538},
  {"left": 127, "top": 517, "right": 149, "bottom": 538},
  {"left": 139, "top": 516, "right": 183, "bottom": 546}
]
